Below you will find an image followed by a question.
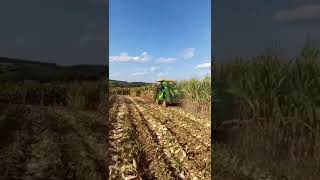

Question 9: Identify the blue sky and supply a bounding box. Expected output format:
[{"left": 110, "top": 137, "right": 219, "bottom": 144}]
[{"left": 109, "top": 0, "right": 211, "bottom": 82}]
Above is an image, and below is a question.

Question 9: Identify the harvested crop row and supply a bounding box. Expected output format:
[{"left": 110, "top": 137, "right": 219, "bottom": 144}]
[
  {"left": 137, "top": 99, "right": 211, "bottom": 145},
  {"left": 0, "top": 106, "right": 53, "bottom": 179},
  {"left": 0, "top": 104, "right": 106, "bottom": 180},
  {"left": 108, "top": 96, "right": 143, "bottom": 179},
  {"left": 128, "top": 96, "right": 209, "bottom": 179},
  {"left": 47, "top": 108, "right": 106, "bottom": 180},
  {"left": 126, "top": 97, "right": 180, "bottom": 179},
  {"left": 51, "top": 108, "right": 106, "bottom": 178},
  {"left": 135, "top": 97, "right": 211, "bottom": 128},
  {"left": 21, "top": 111, "right": 63, "bottom": 180},
  {"left": 135, "top": 99, "right": 211, "bottom": 175}
]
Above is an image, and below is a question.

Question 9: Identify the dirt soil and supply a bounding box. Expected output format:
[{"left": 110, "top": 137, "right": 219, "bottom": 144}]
[
  {"left": 108, "top": 95, "right": 211, "bottom": 180},
  {"left": 0, "top": 103, "right": 106, "bottom": 180}
]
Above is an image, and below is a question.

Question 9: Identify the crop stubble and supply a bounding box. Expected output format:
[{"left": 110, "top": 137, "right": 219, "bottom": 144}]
[
  {"left": 0, "top": 103, "right": 106, "bottom": 180},
  {"left": 108, "top": 95, "right": 211, "bottom": 180}
]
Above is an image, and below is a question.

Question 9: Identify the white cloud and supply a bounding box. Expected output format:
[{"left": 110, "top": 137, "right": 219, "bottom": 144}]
[
  {"left": 125, "top": 64, "right": 177, "bottom": 81},
  {"left": 109, "top": 51, "right": 151, "bottom": 62},
  {"left": 131, "top": 66, "right": 171, "bottom": 79},
  {"left": 181, "top": 48, "right": 195, "bottom": 59},
  {"left": 156, "top": 57, "right": 177, "bottom": 63},
  {"left": 196, "top": 62, "right": 211, "bottom": 69},
  {"left": 131, "top": 71, "right": 149, "bottom": 76},
  {"left": 274, "top": 4, "right": 320, "bottom": 22}
]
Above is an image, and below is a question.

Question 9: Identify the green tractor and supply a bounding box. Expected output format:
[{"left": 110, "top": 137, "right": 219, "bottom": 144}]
[{"left": 154, "top": 79, "right": 183, "bottom": 107}]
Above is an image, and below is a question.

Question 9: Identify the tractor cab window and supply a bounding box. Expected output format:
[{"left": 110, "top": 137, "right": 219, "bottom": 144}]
[
  {"left": 168, "top": 82, "right": 177, "bottom": 88},
  {"left": 156, "top": 80, "right": 177, "bottom": 90}
]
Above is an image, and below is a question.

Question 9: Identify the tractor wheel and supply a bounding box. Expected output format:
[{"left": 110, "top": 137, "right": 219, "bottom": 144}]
[{"left": 162, "top": 100, "right": 167, "bottom": 107}]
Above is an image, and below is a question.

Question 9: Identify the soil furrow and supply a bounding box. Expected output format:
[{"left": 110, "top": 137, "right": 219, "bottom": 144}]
[
  {"left": 108, "top": 95, "right": 212, "bottom": 179},
  {"left": 1, "top": 95, "right": 106, "bottom": 179},
  {"left": 134, "top": 97, "right": 211, "bottom": 132},
  {"left": 138, "top": 100, "right": 211, "bottom": 147},
  {"left": 0, "top": 106, "right": 41, "bottom": 179},
  {"left": 109, "top": 96, "right": 147, "bottom": 179},
  {"left": 123, "top": 99, "right": 157, "bottom": 179},
  {"left": 45, "top": 107, "right": 106, "bottom": 180},
  {"left": 137, "top": 101, "right": 211, "bottom": 175},
  {"left": 129, "top": 96, "right": 208, "bottom": 179},
  {"left": 154, "top": 105, "right": 210, "bottom": 140},
  {"left": 126, "top": 97, "right": 181, "bottom": 179},
  {"left": 50, "top": 108, "right": 106, "bottom": 179}
]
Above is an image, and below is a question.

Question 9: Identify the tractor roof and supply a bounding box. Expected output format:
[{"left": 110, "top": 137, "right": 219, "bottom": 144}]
[{"left": 157, "top": 79, "right": 176, "bottom": 82}]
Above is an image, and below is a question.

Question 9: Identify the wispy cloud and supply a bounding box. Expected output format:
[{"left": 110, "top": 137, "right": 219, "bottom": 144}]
[
  {"left": 154, "top": 48, "right": 195, "bottom": 63},
  {"left": 131, "top": 71, "right": 149, "bottom": 76},
  {"left": 156, "top": 57, "right": 177, "bottom": 63},
  {"left": 110, "top": 51, "right": 151, "bottom": 62},
  {"left": 132, "top": 66, "right": 160, "bottom": 76},
  {"left": 195, "top": 62, "right": 211, "bottom": 69},
  {"left": 181, "top": 48, "right": 195, "bottom": 59},
  {"left": 274, "top": 4, "right": 320, "bottom": 22},
  {"left": 111, "top": 48, "right": 194, "bottom": 64},
  {"left": 131, "top": 66, "right": 171, "bottom": 79}
]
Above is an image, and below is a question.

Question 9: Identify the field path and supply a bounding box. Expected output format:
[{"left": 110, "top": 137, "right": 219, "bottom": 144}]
[{"left": 108, "top": 95, "right": 211, "bottom": 180}]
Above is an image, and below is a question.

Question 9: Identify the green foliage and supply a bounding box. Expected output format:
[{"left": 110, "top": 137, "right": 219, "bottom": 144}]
[
  {"left": 218, "top": 48, "right": 320, "bottom": 125},
  {"left": 214, "top": 47, "right": 320, "bottom": 177},
  {"left": 109, "top": 77, "right": 211, "bottom": 114},
  {"left": 178, "top": 75, "right": 211, "bottom": 103}
]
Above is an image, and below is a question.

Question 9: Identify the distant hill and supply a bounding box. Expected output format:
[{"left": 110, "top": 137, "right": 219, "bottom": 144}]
[
  {"left": 0, "top": 57, "right": 107, "bottom": 82},
  {"left": 109, "top": 80, "right": 151, "bottom": 87}
]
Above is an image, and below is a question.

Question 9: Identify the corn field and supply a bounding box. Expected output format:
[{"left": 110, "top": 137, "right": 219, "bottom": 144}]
[
  {"left": 178, "top": 76, "right": 211, "bottom": 114},
  {"left": 109, "top": 76, "right": 211, "bottom": 115},
  {"left": 213, "top": 47, "right": 320, "bottom": 179},
  {"left": 0, "top": 80, "right": 107, "bottom": 179},
  {"left": 0, "top": 80, "right": 106, "bottom": 111}
]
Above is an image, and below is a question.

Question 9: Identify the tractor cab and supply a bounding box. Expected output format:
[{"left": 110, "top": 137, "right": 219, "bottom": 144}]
[{"left": 154, "top": 79, "right": 182, "bottom": 107}]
